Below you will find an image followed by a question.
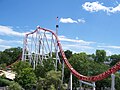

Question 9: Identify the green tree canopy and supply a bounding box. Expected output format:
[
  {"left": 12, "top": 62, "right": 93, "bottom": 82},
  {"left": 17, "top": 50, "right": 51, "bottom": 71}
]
[
  {"left": 0, "top": 47, "right": 22, "bottom": 65},
  {"left": 12, "top": 61, "right": 37, "bottom": 90},
  {"left": 34, "top": 58, "right": 55, "bottom": 78},
  {"left": 36, "top": 70, "right": 63, "bottom": 90},
  {"left": 64, "top": 50, "right": 72, "bottom": 59},
  {"left": 64, "top": 52, "right": 110, "bottom": 89},
  {"left": 95, "top": 50, "right": 106, "bottom": 63},
  {"left": 110, "top": 54, "right": 120, "bottom": 66}
]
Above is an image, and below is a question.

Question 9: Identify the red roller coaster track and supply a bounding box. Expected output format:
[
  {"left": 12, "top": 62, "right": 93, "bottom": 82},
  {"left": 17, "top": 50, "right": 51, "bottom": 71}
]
[
  {"left": 6, "top": 54, "right": 22, "bottom": 68},
  {"left": 24, "top": 27, "right": 120, "bottom": 82}
]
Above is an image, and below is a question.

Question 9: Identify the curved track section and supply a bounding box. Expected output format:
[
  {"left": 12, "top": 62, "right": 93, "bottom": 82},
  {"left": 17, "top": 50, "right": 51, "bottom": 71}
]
[
  {"left": 24, "top": 27, "right": 120, "bottom": 82},
  {"left": 6, "top": 54, "right": 22, "bottom": 68}
]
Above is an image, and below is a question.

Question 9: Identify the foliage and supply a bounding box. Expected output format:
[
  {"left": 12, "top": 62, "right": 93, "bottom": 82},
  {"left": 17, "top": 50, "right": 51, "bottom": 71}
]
[
  {"left": 1, "top": 47, "right": 120, "bottom": 90},
  {"left": 46, "top": 70, "right": 61, "bottom": 89},
  {"left": 43, "top": 59, "right": 55, "bottom": 72},
  {"left": 35, "top": 57, "right": 66, "bottom": 90},
  {"left": 110, "top": 54, "right": 120, "bottom": 66},
  {"left": 0, "top": 47, "right": 22, "bottom": 65},
  {"left": 36, "top": 70, "right": 64, "bottom": 90},
  {"left": 64, "top": 52, "right": 89, "bottom": 88},
  {"left": 12, "top": 61, "right": 31, "bottom": 74},
  {"left": 64, "top": 52, "right": 110, "bottom": 89},
  {"left": 34, "top": 64, "right": 46, "bottom": 78},
  {"left": 96, "top": 77, "right": 111, "bottom": 90},
  {"left": 95, "top": 50, "right": 106, "bottom": 63},
  {"left": 0, "top": 63, "right": 6, "bottom": 70},
  {"left": 16, "top": 68, "right": 36, "bottom": 89},
  {"left": 0, "top": 77, "right": 22, "bottom": 90},
  {"left": 64, "top": 50, "right": 72, "bottom": 59},
  {"left": 34, "top": 58, "right": 55, "bottom": 78},
  {"left": 115, "top": 73, "right": 120, "bottom": 90},
  {"left": 36, "top": 77, "right": 46, "bottom": 90},
  {"left": 0, "top": 77, "right": 11, "bottom": 86},
  {"left": 8, "top": 82, "right": 22, "bottom": 90},
  {"left": 0, "top": 52, "right": 11, "bottom": 65},
  {"left": 58, "top": 50, "right": 72, "bottom": 63},
  {"left": 49, "top": 84, "right": 56, "bottom": 90},
  {"left": 13, "top": 61, "right": 37, "bottom": 90}
]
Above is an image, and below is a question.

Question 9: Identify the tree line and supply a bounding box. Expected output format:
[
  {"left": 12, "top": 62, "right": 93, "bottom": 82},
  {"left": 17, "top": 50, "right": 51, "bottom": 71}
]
[{"left": 0, "top": 47, "right": 120, "bottom": 90}]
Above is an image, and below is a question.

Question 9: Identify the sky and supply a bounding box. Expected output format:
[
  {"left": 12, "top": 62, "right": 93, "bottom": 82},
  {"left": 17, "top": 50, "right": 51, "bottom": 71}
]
[{"left": 0, "top": 0, "right": 120, "bottom": 56}]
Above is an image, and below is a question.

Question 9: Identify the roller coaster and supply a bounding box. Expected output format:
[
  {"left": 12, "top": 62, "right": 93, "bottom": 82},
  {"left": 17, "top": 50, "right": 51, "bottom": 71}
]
[{"left": 22, "top": 26, "right": 120, "bottom": 90}]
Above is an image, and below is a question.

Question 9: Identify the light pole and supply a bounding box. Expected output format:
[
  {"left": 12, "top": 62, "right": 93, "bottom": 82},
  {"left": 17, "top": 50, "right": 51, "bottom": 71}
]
[
  {"left": 55, "top": 17, "right": 59, "bottom": 71},
  {"left": 56, "top": 16, "right": 59, "bottom": 35}
]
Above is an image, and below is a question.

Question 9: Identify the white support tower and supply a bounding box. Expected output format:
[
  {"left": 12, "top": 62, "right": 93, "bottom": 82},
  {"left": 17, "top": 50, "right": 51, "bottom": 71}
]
[
  {"left": 70, "top": 72, "right": 72, "bottom": 90},
  {"left": 111, "top": 74, "right": 115, "bottom": 90}
]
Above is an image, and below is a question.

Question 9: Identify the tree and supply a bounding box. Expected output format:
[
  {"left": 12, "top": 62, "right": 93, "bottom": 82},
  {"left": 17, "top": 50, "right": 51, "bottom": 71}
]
[
  {"left": 36, "top": 70, "right": 64, "bottom": 90},
  {"left": 0, "top": 47, "right": 22, "bottom": 65},
  {"left": 58, "top": 50, "right": 72, "bottom": 62},
  {"left": 0, "top": 77, "right": 11, "bottom": 86},
  {"left": 16, "top": 68, "right": 37, "bottom": 89},
  {"left": 110, "top": 54, "right": 120, "bottom": 66},
  {"left": 0, "top": 52, "right": 11, "bottom": 65},
  {"left": 95, "top": 50, "right": 106, "bottom": 63},
  {"left": 36, "top": 77, "right": 46, "bottom": 90},
  {"left": 34, "top": 58, "right": 55, "bottom": 78},
  {"left": 46, "top": 70, "right": 61, "bottom": 89},
  {"left": 64, "top": 50, "right": 72, "bottom": 59},
  {"left": 34, "top": 64, "right": 46, "bottom": 78},
  {"left": 64, "top": 52, "right": 89, "bottom": 88},
  {"left": 13, "top": 61, "right": 37, "bottom": 90},
  {"left": 8, "top": 82, "right": 22, "bottom": 90},
  {"left": 64, "top": 52, "right": 111, "bottom": 89},
  {"left": 0, "top": 77, "right": 22, "bottom": 90},
  {"left": 0, "top": 63, "right": 6, "bottom": 70},
  {"left": 35, "top": 57, "right": 66, "bottom": 89},
  {"left": 12, "top": 61, "right": 31, "bottom": 74},
  {"left": 115, "top": 73, "right": 120, "bottom": 90}
]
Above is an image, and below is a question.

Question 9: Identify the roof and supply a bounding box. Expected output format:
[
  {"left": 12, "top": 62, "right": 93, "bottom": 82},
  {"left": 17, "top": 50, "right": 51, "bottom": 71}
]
[{"left": 0, "top": 70, "right": 15, "bottom": 80}]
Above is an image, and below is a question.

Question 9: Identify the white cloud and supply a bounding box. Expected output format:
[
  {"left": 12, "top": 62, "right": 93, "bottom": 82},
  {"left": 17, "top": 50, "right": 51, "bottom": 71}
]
[
  {"left": 98, "top": 45, "right": 120, "bottom": 49},
  {"left": 0, "top": 39, "right": 5, "bottom": 43},
  {"left": 67, "top": 44, "right": 93, "bottom": 49},
  {"left": 60, "top": 18, "right": 77, "bottom": 23},
  {"left": 0, "top": 45, "right": 11, "bottom": 51},
  {"left": 61, "top": 42, "right": 94, "bottom": 54},
  {"left": 75, "top": 37, "right": 79, "bottom": 40},
  {"left": 0, "top": 39, "right": 22, "bottom": 45},
  {"left": 59, "top": 35, "right": 95, "bottom": 45},
  {"left": 82, "top": 1, "right": 120, "bottom": 14},
  {"left": 58, "top": 35, "right": 95, "bottom": 54},
  {"left": 111, "top": 4, "right": 120, "bottom": 13},
  {"left": 0, "top": 39, "right": 23, "bottom": 51},
  {"left": 0, "top": 25, "right": 27, "bottom": 51},
  {"left": 78, "top": 19, "right": 85, "bottom": 23},
  {"left": 60, "top": 18, "right": 85, "bottom": 24},
  {"left": 0, "top": 25, "right": 28, "bottom": 36}
]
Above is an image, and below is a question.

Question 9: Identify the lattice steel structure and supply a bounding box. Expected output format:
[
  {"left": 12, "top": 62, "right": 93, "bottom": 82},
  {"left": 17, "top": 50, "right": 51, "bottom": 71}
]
[
  {"left": 22, "top": 26, "right": 120, "bottom": 90},
  {"left": 22, "top": 26, "right": 60, "bottom": 70}
]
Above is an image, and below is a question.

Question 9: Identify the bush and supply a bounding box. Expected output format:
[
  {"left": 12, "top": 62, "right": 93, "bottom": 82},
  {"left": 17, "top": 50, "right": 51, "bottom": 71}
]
[
  {"left": 8, "top": 82, "right": 22, "bottom": 90},
  {"left": 0, "top": 77, "right": 11, "bottom": 86}
]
